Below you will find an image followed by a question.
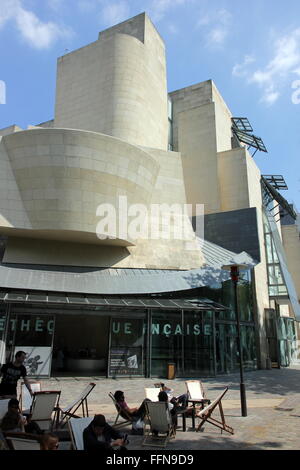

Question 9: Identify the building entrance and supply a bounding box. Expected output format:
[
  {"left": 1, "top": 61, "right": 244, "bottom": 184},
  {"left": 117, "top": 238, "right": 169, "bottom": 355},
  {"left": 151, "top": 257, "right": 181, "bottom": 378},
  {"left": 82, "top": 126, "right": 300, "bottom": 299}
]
[{"left": 52, "top": 314, "right": 110, "bottom": 375}]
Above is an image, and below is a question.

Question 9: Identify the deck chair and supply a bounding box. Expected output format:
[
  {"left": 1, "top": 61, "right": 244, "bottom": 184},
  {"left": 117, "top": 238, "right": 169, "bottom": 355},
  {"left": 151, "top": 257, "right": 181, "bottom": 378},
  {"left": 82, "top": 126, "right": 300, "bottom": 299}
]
[
  {"left": 30, "top": 391, "right": 61, "bottom": 431},
  {"left": 142, "top": 401, "right": 175, "bottom": 448},
  {"left": 4, "top": 432, "right": 41, "bottom": 450},
  {"left": 196, "top": 387, "right": 234, "bottom": 435},
  {"left": 145, "top": 388, "right": 159, "bottom": 402},
  {"left": 185, "top": 380, "right": 211, "bottom": 408},
  {"left": 0, "top": 399, "right": 10, "bottom": 423},
  {"left": 58, "top": 382, "right": 96, "bottom": 427},
  {"left": 109, "top": 392, "right": 133, "bottom": 428},
  {"left": 20, "top": 381, "right": 41, "bottom": 414},
  {"left": 68, "top": 416, "right": 93, "bottom": 450}
]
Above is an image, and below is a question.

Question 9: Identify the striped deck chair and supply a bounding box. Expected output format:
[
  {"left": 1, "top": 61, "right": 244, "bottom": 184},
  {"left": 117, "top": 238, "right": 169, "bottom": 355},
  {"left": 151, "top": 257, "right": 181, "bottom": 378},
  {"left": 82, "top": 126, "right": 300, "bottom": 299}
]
[
  {"left": 196, "top": 387, "right": 234, "bottom": 434},
  {"left": 142, "top": 401, "right": 175, "bottom": 448}
]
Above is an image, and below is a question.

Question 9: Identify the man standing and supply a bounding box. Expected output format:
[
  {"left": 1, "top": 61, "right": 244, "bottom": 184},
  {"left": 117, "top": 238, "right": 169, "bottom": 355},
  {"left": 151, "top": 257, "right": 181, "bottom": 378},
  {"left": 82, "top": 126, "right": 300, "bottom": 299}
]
[{"left": 0, "top": 351, "right": 33, "bottom": 398}]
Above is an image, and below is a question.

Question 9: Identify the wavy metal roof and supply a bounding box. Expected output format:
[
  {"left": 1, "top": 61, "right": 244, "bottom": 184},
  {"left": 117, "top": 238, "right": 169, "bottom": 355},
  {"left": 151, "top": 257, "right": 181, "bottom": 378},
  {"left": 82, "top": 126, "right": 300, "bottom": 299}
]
[{"left": 0, "top": 238, "right": 256, "bottom": 295}]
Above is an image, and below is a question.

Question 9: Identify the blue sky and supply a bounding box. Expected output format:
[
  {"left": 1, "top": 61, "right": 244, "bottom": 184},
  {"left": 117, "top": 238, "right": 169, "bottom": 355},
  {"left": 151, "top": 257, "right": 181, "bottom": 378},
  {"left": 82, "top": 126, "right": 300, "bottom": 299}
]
[{"left": 0, "top": 0, "right": 300, "bottom": 209}]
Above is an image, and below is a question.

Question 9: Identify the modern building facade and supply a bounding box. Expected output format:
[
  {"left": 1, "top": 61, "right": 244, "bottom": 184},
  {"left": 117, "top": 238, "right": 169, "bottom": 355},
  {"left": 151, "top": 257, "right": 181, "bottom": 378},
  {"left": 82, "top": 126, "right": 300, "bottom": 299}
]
[{"left": 0, "top": 13, "right": 299, "bottom": 378}]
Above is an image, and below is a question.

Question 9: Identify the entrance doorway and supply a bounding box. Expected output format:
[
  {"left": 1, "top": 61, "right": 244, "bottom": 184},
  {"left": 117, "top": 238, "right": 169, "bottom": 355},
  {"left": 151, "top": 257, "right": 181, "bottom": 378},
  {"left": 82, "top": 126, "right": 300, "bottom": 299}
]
[{"left": 52, "top": 314, "right": 110, "bottom": 376}]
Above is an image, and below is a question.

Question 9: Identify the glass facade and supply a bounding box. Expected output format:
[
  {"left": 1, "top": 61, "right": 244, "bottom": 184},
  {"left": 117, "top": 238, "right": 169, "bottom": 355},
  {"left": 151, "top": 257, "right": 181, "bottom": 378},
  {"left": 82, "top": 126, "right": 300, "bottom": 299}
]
[
  {"left": 150, "top": 310, "right": 215, "bottom": 377},
  {"left": 263, "top": 211, "right": 288, "bottom": 296},
  {"left": 151, "top": 310, "right": 183, "bottom": 377},
  {"left": 277, "top": 316, "right": 297, "bottom": 367},
  {"left": 0, "top": 306, "right": 55, "bottom": 376},
  {"left": 196, "top": 272, "right": 257, "bottom": 373},
  {"left": 0, "top": 285, "right": 257, "bottom": 378},
  {"left": 183, "top": 311, "right": 214, "bottom": 376},
  {"left": 108, "top": 315, "right": 146, "bottom": 377},
  {"left": 0, "top": 303, "right": 8, "bottom": 365}
]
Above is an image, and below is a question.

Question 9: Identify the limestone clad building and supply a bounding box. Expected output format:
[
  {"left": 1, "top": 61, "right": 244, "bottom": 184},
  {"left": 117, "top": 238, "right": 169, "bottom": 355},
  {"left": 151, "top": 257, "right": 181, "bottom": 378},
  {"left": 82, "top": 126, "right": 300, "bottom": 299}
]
[{"left": 0, "top": 13, "right": 299, "bottom": 378}]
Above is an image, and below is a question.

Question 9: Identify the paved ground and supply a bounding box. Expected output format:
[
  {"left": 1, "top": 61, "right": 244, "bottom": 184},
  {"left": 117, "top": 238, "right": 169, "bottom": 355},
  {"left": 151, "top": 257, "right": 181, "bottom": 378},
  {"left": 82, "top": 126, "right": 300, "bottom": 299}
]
[{"left": 22, "top": 366, "right": 300, "bottom": 450}]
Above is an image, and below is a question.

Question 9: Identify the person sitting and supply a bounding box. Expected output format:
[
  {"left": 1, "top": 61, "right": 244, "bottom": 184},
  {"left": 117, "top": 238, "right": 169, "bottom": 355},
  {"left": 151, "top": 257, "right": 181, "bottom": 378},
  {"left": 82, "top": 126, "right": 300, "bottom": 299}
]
[
  {"left": 113, "top": 390, "right": 149, "bottom": 421},
  {"left": 158, "top": 391, "right": 177, "bottom": 426},
  {"left": 170, "top": 392, "right": 189, "bottom": 410},
  {"left": 0, "top": 398, "right": 26, "bottom": 433},
  {"left": 40, "top": 433, "right": 59, "bottom": 450},
  {"left": 0, "top": 398, "right": 43, "bottom": 435},
  {"left": 159, "top": 383, "right": 173, "bottom": 394},
  {"left": 83, "top": 414, "right": 127, "bottom": 452}
]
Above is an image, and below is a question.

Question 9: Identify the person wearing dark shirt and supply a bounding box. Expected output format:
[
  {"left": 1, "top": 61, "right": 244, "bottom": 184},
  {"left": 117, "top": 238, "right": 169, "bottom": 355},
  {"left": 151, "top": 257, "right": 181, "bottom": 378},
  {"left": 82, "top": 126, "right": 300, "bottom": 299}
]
[
  {"left": 83, "top": 414, "right": 127, "bottom": 452},
  {"left": 0, "top": 398, "right": 26, "bottom": 432},
  {"left": 0, "top": 351, "right": 33, "bottom": 398},
  {"left": 0, "top": 398, "right": 42, "bottom": 435}
]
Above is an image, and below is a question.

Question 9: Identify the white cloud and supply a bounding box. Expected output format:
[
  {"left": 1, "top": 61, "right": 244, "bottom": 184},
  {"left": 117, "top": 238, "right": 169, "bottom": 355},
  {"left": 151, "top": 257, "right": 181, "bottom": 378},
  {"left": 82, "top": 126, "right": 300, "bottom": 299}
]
[
  {"left": 0, "top": 0, "right": 18, "bottom": 27},
  {"left": 98, "top": 1, "right": 130, "bottom": 27},
  {"left": 260, "top": 86, "right": 280, "bottom": 106},
  {"left": 0, "top": 0, "right": 72, "bottom": 49},
  {"left": 207, "top": 27, "right": 227, "bottom": 45},
  {"left": 233, "top": 29, "right": 300, "bottom": 105},
  {"left": 197, "top": 8, "right": 232, "bottom": 47},
  {"left": 148, "top": 0, "right": 190, "bottom": 22},
  {"left": 232, "top": 55, "right": 256, "bottom": 77}
]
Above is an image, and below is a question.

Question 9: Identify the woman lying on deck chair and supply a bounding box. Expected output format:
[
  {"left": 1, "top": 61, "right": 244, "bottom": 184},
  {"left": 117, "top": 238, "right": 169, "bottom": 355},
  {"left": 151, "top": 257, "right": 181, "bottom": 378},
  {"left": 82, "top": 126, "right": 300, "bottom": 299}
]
[{"left": 114, "top": 391, "right": 150, "bottom": 421}]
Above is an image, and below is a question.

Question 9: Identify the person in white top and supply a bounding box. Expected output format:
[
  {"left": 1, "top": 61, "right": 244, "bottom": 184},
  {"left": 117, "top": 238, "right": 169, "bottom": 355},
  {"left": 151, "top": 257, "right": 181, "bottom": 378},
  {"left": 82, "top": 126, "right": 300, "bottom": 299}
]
[{"left": 158, "top": 391, "right": 176, "bottom": 425}]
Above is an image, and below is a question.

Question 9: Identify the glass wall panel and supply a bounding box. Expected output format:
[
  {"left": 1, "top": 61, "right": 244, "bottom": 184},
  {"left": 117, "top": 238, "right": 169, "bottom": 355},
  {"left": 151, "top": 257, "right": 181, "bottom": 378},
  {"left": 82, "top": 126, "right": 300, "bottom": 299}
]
[
  {"left": 240, "top": 325, "right": 257, "bottom": 370},
  {"left": 108, "top": 315, "right": 146, "bottom": 377},
  {"left": 277, "top": 317, "right": 297, "bottom": 367},
  {"left": 215, "top": 323, "right": 256, "bottom": 374},
  {"left": 0, "top": 304, "right": 8, "bottom": 365},
  {"left": 199, "top": 273, "right": 253, "bottom": 322},
  {"left": 215, "top": 323, "right": 237, "bottom": 373},
  {"left": 183, "top": 311, "right": 214, "bottom": 376},
  {"left": 151, "top": 310, "right": 183, "bottom": 377},
  {"left": 5, "top": 313, "right": 55, "bottom": 377}
]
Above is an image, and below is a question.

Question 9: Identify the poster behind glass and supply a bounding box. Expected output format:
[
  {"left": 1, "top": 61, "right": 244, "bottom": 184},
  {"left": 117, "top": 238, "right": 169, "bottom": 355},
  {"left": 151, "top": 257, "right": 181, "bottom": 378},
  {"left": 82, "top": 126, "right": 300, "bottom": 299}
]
[
  {"left": 14, "top": 346, "right": 52, "bottom": 377},
  {"left": 108, "top": 317, "right": 145, "bottom": 377},
  {"left": 9, "top": 314, "right": 55, "bottom": 377}
]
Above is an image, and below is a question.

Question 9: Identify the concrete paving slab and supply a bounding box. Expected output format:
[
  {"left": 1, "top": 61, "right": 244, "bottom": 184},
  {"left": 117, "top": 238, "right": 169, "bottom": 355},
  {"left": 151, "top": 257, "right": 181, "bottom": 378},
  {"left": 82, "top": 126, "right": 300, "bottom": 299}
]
[{"left": 14, "top": 365, "right": 300, "bottom": 450}]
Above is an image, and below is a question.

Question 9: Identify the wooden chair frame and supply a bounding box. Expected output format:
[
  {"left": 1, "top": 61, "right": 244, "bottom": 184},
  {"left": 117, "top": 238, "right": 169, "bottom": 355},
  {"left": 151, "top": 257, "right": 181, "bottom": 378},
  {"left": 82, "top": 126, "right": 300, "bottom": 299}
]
[
  {"left": 30, "top": 390, "right": 61, "bottom": 431},
  {"left": 185, "top": 380, "right": 211, "bottom": 407},
  {"left": 196, "top": 387, "right": 234, "bottom": 435},
  {"left": 57, "top": 382, "right": 96, "bottom": 427},
  {"left": 185, "top": 379, "right": 211, "bottom": 428}
]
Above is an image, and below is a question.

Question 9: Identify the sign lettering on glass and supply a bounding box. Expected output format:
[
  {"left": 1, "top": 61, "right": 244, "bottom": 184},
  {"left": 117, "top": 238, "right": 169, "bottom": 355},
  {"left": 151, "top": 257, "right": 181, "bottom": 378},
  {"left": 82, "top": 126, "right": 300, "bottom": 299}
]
[
  {"left": 0, "top": 317, "right": 54, "bottom": 333},
  {"left": 112, "top": 321, "right": 211, "bottom": 336}
]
